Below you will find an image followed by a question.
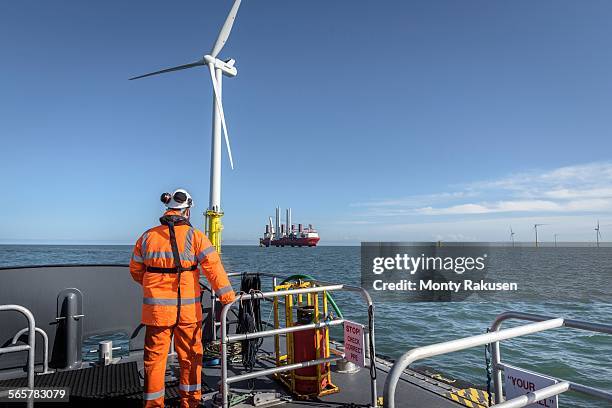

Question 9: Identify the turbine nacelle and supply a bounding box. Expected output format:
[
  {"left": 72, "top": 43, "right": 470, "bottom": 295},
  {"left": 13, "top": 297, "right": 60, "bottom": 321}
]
[
  {"left": 129, "top": 54, "right": 237, "bottom": 170},
  {"left": 203, "top": 55, "right": 238, "bottom": 77}
]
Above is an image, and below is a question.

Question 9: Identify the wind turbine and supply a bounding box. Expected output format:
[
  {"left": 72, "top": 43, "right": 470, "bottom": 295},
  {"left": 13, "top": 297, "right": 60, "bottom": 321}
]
[
  {"left": 509, "top": 226, "right": 515, "bottom": 247},
  {"left": 595, "top": 220, "right": 602, "bottom": 248},
  {"left": 534, "top": 224, "right": 547, "bottom": 248},
  {"left": 129, "top": 0, "right": 243, "bottom": 253},
  {"left": 554, "top": 233, "right": 559, "bottom": 248}
]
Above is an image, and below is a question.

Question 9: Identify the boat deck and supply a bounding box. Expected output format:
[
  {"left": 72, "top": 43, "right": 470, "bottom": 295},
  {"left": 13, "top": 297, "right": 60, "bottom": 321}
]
[
  {"left": 0, "top": 339, "right": 472, "bottom": 408},
  {"left": 0, "top": 266, "right": 484, "bottom": 407}
]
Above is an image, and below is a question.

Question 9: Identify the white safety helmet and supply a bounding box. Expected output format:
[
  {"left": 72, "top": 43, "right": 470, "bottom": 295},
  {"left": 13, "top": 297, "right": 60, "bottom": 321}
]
[{"left": 160, "top": 189, "right": 194, "bottom": 210}]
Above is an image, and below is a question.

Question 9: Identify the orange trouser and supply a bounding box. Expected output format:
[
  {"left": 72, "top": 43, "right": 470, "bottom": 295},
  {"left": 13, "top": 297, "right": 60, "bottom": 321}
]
[{"left": 143, "top": 323, "right": 203, "bottom": 408}]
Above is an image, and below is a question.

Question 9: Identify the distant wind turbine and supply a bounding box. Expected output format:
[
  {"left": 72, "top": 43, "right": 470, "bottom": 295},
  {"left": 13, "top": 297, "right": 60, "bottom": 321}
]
[
  {"left": 509, "top": 226, "right": 515, "bottom": 247},
  {"left": 554, "top": 233, "right": 559, "bottom": 248},
  {"left": 534, "top": 224, "right": 547, "bottom": 248},
  {"left": 595, "top": 220, "right": 602, "bottom": 248}
]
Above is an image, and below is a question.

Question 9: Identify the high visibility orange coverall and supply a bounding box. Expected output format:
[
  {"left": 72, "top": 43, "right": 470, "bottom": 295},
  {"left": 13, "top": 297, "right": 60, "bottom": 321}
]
[{"left": 130, "top": 210, "right": 236, "bottom": 408}]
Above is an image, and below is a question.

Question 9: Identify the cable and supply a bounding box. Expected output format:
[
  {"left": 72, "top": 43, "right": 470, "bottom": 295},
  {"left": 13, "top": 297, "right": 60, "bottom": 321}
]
[
  {"left": 368, "top": 304, "right": 377, "bottom": 381},
  {"left": 237, "top": 273, "right": 264, "bottom": 372}
]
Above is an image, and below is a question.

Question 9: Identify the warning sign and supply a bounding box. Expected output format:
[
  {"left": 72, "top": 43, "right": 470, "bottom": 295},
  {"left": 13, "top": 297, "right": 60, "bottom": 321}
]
[
  {"left": 504, "top": 366, "right": 559, "bottom": 408},
  {"left": 343, "top": 321, "right": 365, "bottom": 367}
]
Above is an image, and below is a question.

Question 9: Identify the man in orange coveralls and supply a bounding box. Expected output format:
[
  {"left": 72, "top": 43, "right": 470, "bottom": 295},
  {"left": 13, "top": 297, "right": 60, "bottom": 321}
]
[{"left": 129, "top": 189, "right": 236, "bottom": 407}]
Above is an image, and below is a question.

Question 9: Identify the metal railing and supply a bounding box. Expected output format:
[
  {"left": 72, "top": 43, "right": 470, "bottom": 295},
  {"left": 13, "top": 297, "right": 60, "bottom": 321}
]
[
  {"left": 11, "top": 327, "right": 50, "bottom": 374},
  {"left": 0, "top": 305, "right": 36, "bottom": 408},
  {"left": 494, "top": 381, "right": 571, "bottom": 408},
  {"left": 383, "top": 312, "right": 612, "bottom": 408},
  {"left": 490, "top": 312, "right": 612, "bottom": 405},
  {"left": 219, "top": 283, "right": 377, "bottom": 408}
]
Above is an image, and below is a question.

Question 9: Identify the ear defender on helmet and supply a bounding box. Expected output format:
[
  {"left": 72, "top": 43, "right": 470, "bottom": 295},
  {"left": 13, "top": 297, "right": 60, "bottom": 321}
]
[
  {"left": 172, "top": 191, "right": 193, "bottom": 207},
  {"left": 173, "top": 191, "right": 187, "bottom": 203},
  {"left": 162, "top": 188, "right": 193, "bottom": 209},
  {"left": 160, "top": 192, "right": 172, "bottom": 204}
]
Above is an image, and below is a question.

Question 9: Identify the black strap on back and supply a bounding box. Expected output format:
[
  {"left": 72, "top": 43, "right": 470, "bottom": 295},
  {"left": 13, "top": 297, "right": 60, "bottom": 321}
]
[
  {"left": 166, "top": 220, "right": 184, "bottom": 327},
  {"left": 146, "top": 265, "right": 198, "bottom": 274}
]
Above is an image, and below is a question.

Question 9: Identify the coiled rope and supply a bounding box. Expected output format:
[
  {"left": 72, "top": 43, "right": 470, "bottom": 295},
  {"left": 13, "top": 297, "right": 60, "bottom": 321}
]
[{"left": 203, "top": 340, "right": 242, "bottom": 364}]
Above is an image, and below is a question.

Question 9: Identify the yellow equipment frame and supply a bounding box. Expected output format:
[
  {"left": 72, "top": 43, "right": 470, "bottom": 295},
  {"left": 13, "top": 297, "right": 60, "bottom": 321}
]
[{"left": 273, "top": 280, "right": 339, "bottom": 399}]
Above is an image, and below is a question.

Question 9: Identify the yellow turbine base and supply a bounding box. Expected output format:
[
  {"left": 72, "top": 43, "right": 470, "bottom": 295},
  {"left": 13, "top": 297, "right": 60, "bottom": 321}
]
[{"left": 205, "top": 210, "right": 224, "bottom": 254}]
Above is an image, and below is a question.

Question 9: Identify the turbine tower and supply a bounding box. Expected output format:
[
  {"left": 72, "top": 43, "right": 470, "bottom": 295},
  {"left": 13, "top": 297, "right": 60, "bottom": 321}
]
[
  {"left": 509, "top": 226, "right": 515, "bottom": 247},
  {"left": 534, "top": 223, "right": 547, "bottom": 248},
  {"left": 595, "top": 220, "right": 602, "bottom": 248},
  {"left": 129, "top": 0, "right": 243, "bottom": 253}
]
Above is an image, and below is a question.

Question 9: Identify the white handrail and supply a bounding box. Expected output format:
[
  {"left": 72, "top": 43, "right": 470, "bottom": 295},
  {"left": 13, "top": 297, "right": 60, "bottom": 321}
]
[
  {"left": 494, "top": 381, "right": 571, "bottom": 408},
  {"left": 383, "top": 319, "right": 564, "bottom": 408},
  {"left": 383, "top": 312, "right": 612, "bottom": 408},
  {"left": 490, "top": 311, "right": 612, "bottom": 404},
  {"left": 0, "top": 305, "right": 36, "bottom": 408},
  {"left": 11, "top": 327, "right": 49, "bottom": 374}
]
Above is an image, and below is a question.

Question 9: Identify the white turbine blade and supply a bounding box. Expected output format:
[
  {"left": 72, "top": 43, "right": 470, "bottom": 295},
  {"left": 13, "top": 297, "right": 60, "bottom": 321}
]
[
  {"left": 129, "top": 61, "right": 204, "bottom": 80},
  {"left": 210, "top": 0, "right": 242, "bottom": 58},
  {"left": 208, "top": 64, "right": 234, "bottom": 169}
]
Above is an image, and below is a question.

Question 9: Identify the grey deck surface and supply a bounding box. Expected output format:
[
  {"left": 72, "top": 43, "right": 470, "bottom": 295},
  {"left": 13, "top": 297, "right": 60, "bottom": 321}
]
[
  {"left": 201, "top": 361, "right": 463, "bottom": 408},
  {"left": 197, "top": 337, "right": 464, "bottom": 408},
  {"left": 0, "top": 339, "right": 466, "bottom": 408},
  {"left": 0, "top": 333, "right": 467, "bottom": 408}
]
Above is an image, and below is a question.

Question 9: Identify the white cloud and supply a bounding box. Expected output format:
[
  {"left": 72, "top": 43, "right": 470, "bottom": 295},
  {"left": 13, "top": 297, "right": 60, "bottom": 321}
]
[
  {"left": 349, "top": 192, "right": 472, "bottom": 208},
  {"left": 416, "top": 198, "right": 612, "bottom": 215},
  {"left": 542, "top": 187, "right": 612, "bottom": 200},
  {"left": 469, "top": 162, "right": 612, "bottom": 195},
  {"left": 416, "top": 200, "right": 560, "bottom": 215},
  {"left": 351, "top": 161, "right": 612, "bottom": 217}
]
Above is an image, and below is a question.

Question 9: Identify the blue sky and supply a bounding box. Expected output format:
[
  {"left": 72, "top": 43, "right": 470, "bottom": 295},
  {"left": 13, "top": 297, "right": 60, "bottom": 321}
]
[{"left": 1, "top": 0, "right": 611, "bottom": 245}]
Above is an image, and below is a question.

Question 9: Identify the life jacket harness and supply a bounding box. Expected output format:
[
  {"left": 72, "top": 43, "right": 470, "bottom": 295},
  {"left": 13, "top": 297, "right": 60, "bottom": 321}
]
[
  {"left": 153, "top": 214, "right": 199, "bottom": 327},
  {"left": 144, "top": 215, "right": 198, "bottom": 274}
]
